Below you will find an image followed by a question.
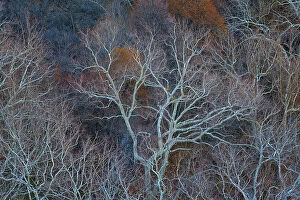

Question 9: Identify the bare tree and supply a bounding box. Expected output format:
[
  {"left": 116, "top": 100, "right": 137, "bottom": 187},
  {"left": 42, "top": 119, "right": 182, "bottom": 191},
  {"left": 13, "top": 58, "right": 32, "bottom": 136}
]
[
  {"left": 0, "top": 98, "right": 135, "bottom": 199},
  {"left": 78, "top": 19, "right": 254, "bottom": 199},
  {"left": 0, "top": 20, "right": 136, "bottom": 200},
  {"left": 211, "top": 104, "right": 299, "bottom": 200},
  {"left": 206, "top": 11, "right": 300, "bottom": 198}
]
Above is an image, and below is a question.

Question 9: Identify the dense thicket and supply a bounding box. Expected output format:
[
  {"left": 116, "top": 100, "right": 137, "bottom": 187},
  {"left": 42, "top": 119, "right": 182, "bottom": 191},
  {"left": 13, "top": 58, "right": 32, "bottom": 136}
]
[{"left": 0, "top": 0, "right": 299, "bottom": 199}]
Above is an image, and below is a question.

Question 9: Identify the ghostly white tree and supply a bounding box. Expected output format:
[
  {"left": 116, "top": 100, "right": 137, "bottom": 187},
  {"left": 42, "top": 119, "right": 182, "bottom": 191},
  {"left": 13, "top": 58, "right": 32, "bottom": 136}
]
[{"left": 78, "top": 19, "right": 254, "bottom": 199}]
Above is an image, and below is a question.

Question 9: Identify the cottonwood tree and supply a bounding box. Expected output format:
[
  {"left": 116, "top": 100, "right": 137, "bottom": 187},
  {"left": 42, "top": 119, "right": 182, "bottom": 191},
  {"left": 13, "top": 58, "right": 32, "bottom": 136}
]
[
  {"left": 0, "top": 98, "right": 134, "bottom": 199},
  {"left": 206, "top": 9, "right": 300, "bottom": 198},
  {"left": 0, "top": 20, "right": 135, "bottom": 199},
  {"left": 286, "top": 0, "right": 300, "bottom": 16},
  {"left": 78, "top": 19, "right": 254, "bottom": 199},
  {"left": 223, "top": 0, "right": 300, "bottom": 39},
  {"left": 211, "top": 101, "right": 299, "bottom": 199}
]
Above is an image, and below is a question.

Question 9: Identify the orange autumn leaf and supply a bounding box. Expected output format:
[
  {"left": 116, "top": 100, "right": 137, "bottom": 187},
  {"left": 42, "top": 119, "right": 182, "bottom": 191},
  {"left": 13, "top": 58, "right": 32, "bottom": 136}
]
[
  {"left": 110, "top": 46, "right": 141, "bottom": 78},
  {"left": 111, "top": 47, "right": 139, "bottom": 67},
  {"left": 168, "top": 0, "right": 227, "bottom": 31}
]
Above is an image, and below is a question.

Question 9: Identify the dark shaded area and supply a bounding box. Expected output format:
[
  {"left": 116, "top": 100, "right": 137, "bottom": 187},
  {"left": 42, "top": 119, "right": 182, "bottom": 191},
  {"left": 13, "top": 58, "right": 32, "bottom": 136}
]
[{"left": 1, "top": 0, "right": 105, "bottom": 71}]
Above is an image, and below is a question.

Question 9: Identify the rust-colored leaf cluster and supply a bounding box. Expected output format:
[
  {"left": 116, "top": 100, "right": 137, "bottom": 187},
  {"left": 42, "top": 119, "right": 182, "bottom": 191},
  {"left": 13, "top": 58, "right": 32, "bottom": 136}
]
[
  {"left": 168, "top": 0, "right": 227, "bottom": 31},
  {"left": 54, "top": 65, "right": 74, "bottom": 87},
  {"left": 110, "top": 47, "right": 142, "bottom": 83},
  {"left": 110, "top": 47, "right": 153, "bottom": 107},
  {"left": 110, "top": 46, "right": 140, "bottom": 74}
]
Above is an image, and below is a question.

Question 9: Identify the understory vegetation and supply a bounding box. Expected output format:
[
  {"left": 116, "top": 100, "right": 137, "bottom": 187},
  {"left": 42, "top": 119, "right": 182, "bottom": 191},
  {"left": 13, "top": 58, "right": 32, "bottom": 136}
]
[{"left": 0, "top": 0, "right": 299, "bottom": 199}]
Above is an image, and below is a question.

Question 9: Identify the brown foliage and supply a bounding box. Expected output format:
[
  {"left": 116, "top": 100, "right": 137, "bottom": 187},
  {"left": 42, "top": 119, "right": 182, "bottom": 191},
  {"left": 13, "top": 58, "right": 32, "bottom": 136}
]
[
  {"left": 121, "top": 79, "right": 151, "bottom": 104},
  {"left": 130, "top": 0, "right": 170, "bottom": 36},
  {"left": 54, "top": 65, "right": 74, "bottom": 87},
  {"left": 110, "top": 46, "right": 140, "bottom": 78},
  {"left": 110, "top": 46, "right": 155, "bottom": 108},
  {"left": 295, "top": 93, "right": 300, "bottom": 107},
  {"left": 111, "top": 47, "right": 139, "bottom": 68},
  {"left": 168, "top": 0, "right": 227, "bottom": 31}
]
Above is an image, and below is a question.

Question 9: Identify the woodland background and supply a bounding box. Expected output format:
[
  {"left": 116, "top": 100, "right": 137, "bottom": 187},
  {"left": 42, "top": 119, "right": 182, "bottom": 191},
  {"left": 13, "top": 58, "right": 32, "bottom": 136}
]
[{"left": 0, "top": 0, "right": 299, "bottom": 199}]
